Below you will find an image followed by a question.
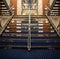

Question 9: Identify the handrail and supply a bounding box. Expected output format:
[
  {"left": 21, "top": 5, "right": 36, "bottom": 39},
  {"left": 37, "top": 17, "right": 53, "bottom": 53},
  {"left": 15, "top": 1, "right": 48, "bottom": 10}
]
[
  {"left": 9, "top": 6, "right": 14, "bottom": 16},
  {"left": 46, "top": 0, "right": 60, "bottom": 37},
  {"left": 57, "top": 21, "right": 60, "bottom": 32},
  {"left": 27, "top": 5, "right": 31, "bottom": 51},
  {"left": 46, "top": 14, "right": 60, "bottom": 37},
  {"left": 57, "top": 23, "right": 60, "bottom": 29},
  {"left": 46, "top": 5, "right": 57, "bottom": 16},
  {"left": 3, "top": 0, "right": 13, "bottom": 15}
]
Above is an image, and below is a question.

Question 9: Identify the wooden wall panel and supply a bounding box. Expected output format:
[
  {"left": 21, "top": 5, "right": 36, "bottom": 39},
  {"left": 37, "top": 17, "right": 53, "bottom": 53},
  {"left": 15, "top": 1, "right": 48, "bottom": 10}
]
[
  {"left": 10, "top": 0, "right": 17, "bottom": 15},
  {"left": 42, "top": 0, "right": 49, "bottom": 15},
  {"left": 43, "top": 20, "right": 51, "bottom": 36},
  {"left": 43, "top": 20, "right": 51, "bottom": 32},
  {"left": 9, "top": 20, "right": 16, "bottom": 32}
]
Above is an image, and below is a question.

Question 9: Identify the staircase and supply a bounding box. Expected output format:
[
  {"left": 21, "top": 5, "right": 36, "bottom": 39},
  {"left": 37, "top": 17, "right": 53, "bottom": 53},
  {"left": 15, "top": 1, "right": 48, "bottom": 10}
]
[
  {"left": 0, "top": 0, "right": 60, "bottom": 58},
  {"left": 0, "top": 0, "right": 12, "bottom": 16},
  {"left": 0, "top": 0, "right": 13, "bottom": 36},
  {"left": 0, "top": 16, "right": 60, "bottom": 49},
  {"left": 0, "top": 0, "right": 60, "bottom": 50},
  {"left": 48, "top": 0, "right": 60, "bottom": 16}
]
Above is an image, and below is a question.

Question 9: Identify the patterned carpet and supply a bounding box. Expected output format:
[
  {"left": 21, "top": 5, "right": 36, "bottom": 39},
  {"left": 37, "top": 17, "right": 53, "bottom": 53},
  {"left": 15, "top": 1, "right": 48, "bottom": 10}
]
[{"left": 0, "top": 49, "right": 60, "bottom": 59}]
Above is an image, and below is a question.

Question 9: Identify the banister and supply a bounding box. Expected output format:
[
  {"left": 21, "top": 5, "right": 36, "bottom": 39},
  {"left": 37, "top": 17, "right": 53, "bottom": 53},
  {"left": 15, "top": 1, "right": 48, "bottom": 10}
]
[
  {"left": 46, "top": 0, "right": 60, "bottom": 36},
  {"left": 46, "top": 14, "right": 60, "bottom": 37},
  {"left": 47, "top": 0, "right": 56, "bottom": 15}
]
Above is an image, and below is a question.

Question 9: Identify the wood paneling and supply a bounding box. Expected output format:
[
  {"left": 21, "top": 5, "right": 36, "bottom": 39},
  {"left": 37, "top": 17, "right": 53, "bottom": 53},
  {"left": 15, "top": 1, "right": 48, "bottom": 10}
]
[
  {"left": 43, "top": 20, "right": 51, "bottom": 32},
  {"left": 10, "top": 0, "right": 17, "bottom": 15},
  {"left": 9, "top": 20, "right": 16, "bottom": 32},
  {"left": 42, "top": 0, "right": 49, "bottom": 15},
  {"left": 43, "top": 20, "right": 51, "bottom": 36}
]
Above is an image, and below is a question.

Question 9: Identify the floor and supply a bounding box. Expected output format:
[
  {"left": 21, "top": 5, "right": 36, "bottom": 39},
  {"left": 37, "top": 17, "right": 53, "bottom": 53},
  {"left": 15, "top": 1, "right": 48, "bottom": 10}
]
[{"left": 0, "top": 49, "right": 60, "bottom": 59}]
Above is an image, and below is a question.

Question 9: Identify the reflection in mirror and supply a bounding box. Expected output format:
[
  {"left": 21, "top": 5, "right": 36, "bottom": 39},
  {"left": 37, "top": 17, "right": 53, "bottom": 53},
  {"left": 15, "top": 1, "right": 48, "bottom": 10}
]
[{"left": 22, "top": 0, "right": 38, "bottom": 15}]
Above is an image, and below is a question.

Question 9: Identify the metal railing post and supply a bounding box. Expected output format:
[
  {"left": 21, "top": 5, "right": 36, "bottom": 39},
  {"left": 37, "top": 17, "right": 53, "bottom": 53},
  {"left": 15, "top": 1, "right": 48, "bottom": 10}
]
[{"left": 27, "top": 5, "right": 31, "bottom": 51}]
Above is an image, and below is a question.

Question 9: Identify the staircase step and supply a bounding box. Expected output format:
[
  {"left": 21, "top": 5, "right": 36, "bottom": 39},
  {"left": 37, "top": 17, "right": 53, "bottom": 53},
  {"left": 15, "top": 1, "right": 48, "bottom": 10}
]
[
  {"left": 0, "top": 40, "right": 27, "bottom": 46},
  {"left": 53, "top": 5, "right": 60, "bottom": 7},
  {"left": 51, "top": 9, "right": 60, "bottom": 10},
  {"left": 6, "top": 27, "right": 53, "bottom": 29},
  {"left": 3, "top": 32, "right": 56, "bottom": 34},
  {"left": 53, "top": 7, "right": 60, "bottom": 9},
  {"left": 0, "top": 36, "right": 59, "bottom": 39},
  {"left": 0, "top": 5, "right": 6, "bottom": 7},
  {"left": 32, "top": 42, "right": 60, "bottom": 46},
  {"left": 51, "top": 10, "right": 60, "bottom": 12},
  {"left": 0, "top": 2, "right": 4, "bottom": 4},
  {"left": 0, "top": 7, "right": 7, "bottom": 9},
  {"left": 22, "top": 21, "right": 38, "bottom": 23}
]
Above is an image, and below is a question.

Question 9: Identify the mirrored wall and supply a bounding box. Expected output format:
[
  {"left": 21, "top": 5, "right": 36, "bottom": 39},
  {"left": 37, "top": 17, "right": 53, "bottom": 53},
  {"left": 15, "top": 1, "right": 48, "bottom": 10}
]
[{"left": 22, "top": 0, "right": 38, "bottom": 15}]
